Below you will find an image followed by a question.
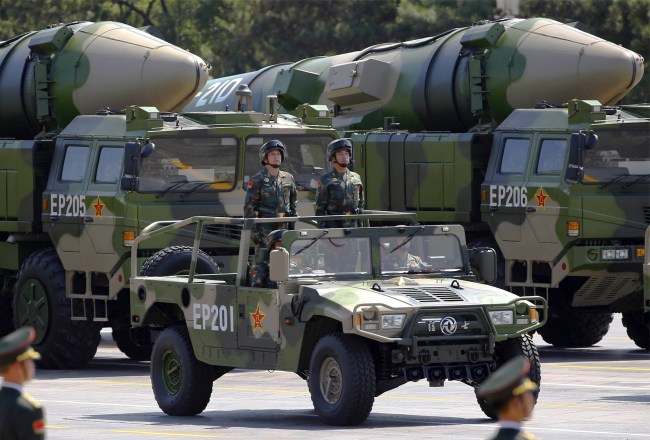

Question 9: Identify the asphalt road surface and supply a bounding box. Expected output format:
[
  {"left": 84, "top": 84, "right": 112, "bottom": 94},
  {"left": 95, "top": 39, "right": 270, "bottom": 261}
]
[{"left": 30, "top": 314, "right": 650, "bottom": 439}]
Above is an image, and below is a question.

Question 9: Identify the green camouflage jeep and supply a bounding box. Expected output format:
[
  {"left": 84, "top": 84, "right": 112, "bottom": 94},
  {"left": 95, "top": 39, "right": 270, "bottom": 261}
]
[{"left": 129, "top": 212, "right": 547, "bottom": 425}]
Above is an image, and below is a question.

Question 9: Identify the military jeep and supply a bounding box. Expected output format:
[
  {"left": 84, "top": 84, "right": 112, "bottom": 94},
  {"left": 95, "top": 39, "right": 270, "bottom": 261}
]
[{"left": 129, "top": 212, "right": 547, "bottom": 425}]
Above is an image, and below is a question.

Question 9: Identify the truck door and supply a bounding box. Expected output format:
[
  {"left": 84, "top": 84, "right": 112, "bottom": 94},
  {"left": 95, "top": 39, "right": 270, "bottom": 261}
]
[
  {"left": 79, "top": 143, "right": 125, "bottom": 273},
  {"left": 43, "top": 142, "right": 90, "bottom": 262}
]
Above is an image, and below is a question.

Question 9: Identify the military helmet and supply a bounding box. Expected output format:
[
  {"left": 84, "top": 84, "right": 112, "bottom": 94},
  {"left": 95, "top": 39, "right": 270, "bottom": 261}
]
[
  {"left": 259, "top": 140, "right": 286, "bottom": 165},
  {"left": 327, "top": 138, "right": 352, "bottom": 160},
  {"left": 266, "top": 229, "right": 285, "bottom": 250}
]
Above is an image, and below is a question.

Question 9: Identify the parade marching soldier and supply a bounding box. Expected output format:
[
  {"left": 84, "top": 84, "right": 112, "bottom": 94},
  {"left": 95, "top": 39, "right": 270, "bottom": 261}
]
[
  {"left": 477, "top": 356, "right": 539, "bottom": 440},
  {"left": 0, "top": 326, "right": 46, "bottom": 440}
]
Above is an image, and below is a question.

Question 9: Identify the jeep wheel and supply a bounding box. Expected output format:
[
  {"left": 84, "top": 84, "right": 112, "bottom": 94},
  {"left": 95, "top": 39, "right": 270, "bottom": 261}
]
[
  {"left": 13, "top": 248, "right": 101, "bottom": 369},
  {"left": 151, "top": 326, "right": 214, "bottom": 416},
  {"left": 538, "top": 311, "right": 613, "bottom": 347},
  {"left": 476, "top": 334, "right": 540, "bottom": 419},
  {"left": 140, "top": 246, "right": 220, "bottom": 276},
  {"left": 112, "top": 327, "right": 152, "bottom": 361},
  {"left": 622, "top": 311, "right": 650, "bottom": 350},
  {"left": 308, "top": 333, "right": 375, "bottom": 426}
]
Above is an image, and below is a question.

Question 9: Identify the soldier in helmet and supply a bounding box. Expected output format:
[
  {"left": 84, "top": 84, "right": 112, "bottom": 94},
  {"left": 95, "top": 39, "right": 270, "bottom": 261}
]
[
  {"left": 315, "top": 138, "right": 364, "bottom": 228},
  {"left": 244, "top": 140, "right": 297, "bottom": 252},
  {"left": 477, "top": 356, "right": 539, "bottom": 440},
  {"left": 0, "top": 326, "right": 46, "bottom": 440},
  {"left": 250, "top": 230, "right": 285, "bottom": 288}
]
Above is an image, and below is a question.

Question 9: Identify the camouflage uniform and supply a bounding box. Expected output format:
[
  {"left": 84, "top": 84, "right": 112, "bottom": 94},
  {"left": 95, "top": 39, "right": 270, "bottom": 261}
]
[
  {"left": 315, "top": 168, "right": 364, "bottom": 228},
  {"left": 382, "top": 252, "right": 424, "bottom": 270},
  {"left": 250, "top": 261, "right": 277, "bottom": 288},
  {"left": 244, "top": 168, "right": 296, "bottom": 245}
]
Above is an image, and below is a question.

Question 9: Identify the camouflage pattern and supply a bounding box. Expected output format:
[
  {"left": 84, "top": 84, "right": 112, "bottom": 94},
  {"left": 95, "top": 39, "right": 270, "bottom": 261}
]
[
  {"left": 0, "top": 24, "right": 338, "bottom": 370},
  {"left": 129, "top": 213, "right": 548, "bottom": 425},
  {"left": 0, "top": 22, "right": 209, "bottom": 139},
  {"left": 188, "top": 18, "right": 648, "bottom": 348},
  {"left": 244, "top": 168, "right": 296, "bottom": 244},
  {"left": 315, "top": 168, "right": 363, "bottom": 228},
  {"left": 250, "top": 261, "right": 276, "bottom": 289},
  {"left": 184, "top": 18, "right": 643, "bottom": 132}
]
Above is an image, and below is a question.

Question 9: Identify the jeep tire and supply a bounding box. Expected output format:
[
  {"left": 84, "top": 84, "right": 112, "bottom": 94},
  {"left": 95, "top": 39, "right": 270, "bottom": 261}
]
[
  {"left": 151, "top": 326, "right": 214, "bottom": 416},
  {"left": 308, "top": 333, "right": 375, "bottom": 426}
]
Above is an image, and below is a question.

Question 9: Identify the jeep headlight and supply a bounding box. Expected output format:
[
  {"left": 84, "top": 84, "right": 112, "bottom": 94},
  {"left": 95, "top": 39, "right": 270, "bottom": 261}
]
[
  {"left": 382, "top": 314, "right": 406, "bottom": 329},
  {"left": 489, "top": 310, "right": 514, "bottom": 325}
]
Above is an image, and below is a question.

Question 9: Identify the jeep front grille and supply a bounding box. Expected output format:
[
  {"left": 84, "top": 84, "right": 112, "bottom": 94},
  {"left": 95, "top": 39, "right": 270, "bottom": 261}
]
[{"left": 390, "top": 286, "right": 465, "bottom": 303}]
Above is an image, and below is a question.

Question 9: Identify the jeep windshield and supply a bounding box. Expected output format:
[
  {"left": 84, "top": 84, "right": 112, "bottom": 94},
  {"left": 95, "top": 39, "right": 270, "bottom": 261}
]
[{"left": 286, "top": 231, "right": 465, "bottom": 278}]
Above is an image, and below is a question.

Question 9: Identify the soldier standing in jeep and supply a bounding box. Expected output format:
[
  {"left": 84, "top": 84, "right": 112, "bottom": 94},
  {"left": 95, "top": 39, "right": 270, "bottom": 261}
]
[
  {"left": 315, "top": 138, "right": 364, "bottom": 228},
  {"left": 244, "top": 140, "right": 297, "bottom": 252}
]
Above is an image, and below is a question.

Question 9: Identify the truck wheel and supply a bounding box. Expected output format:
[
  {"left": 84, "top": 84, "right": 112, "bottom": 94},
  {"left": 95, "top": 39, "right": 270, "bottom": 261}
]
[
  {"left": 622, "top": 311, "right": 650, "bottom": 350},
  {"left": 151, "top": 326, "right": 214, "bottom": 416},
  {"left": 538, "top": 311, "right": 613, "bottom": 347},
  {"left": 112, "top": 327, "right": 152, "bottom": 361},
  {"left": 13, "top": 248, "right": 101, "bottom": 369},
  {"left": 140, "top": 246, "right": 220, "bottom": 276},
  {"left": 308, "top": 333, "right": 375, "bottom": 426},
  {"left": 476, "top": 334, "right": 540, "bottom": 419}
]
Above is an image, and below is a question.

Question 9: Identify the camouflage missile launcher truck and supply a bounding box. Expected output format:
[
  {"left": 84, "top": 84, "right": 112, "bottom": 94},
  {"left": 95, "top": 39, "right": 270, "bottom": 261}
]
[
  {"left": 129, "top": 212, "right": 547, "bottom": 425},
  {"left": 193, "top": 17, "right": 649, "bottom": 349},
  {"left": 0, "top": 95, "right": 339, "bottom": 369}
]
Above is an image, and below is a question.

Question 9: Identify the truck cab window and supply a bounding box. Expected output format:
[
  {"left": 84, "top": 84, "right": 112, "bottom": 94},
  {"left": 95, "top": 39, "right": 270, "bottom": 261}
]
[
  {"left": 536, "top": 139, "right": 567, "bottom": 175},
  {"left": 60, "top": 145, "right": 90, "bottom": 182},
  {"left": 244, "top": 136, "right": 331, "bottom": 191},
  {"left": 499, "top": 139, "right": 529, "bottom": 174},
  {"left": 95, "top": 147, "right": 124, "bottom": 183}
]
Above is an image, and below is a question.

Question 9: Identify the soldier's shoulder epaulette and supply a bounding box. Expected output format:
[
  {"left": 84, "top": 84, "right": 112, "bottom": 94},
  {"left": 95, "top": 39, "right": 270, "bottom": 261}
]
[{"left": 22, "top": 392, "right": 42, "bottom": 409}]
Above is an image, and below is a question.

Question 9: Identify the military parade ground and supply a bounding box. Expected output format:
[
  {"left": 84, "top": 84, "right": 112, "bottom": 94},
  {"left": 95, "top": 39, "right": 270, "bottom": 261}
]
[{"left": 29, "top": 315, "right": 649, "bottom": 440}]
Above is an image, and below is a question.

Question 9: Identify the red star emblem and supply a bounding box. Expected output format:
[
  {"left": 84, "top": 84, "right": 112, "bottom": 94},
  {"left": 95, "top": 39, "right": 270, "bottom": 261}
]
[
  {"left": 535, "top": 188, "right": 548, "bottom": 208},
  {"left": 250, "top": 302, "right": 266, "bottom": 331},
  {"left": 92, "top": 196, "right": 105, "bottom": 216}
]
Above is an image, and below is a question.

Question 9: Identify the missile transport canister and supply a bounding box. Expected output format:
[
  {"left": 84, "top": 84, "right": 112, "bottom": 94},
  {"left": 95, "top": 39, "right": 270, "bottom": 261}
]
[
  {"left": 0, "top": 22, "right": 340, "bottom": 368},
  {"left": 192, "top": 17, "right": 650, "bottom": 349}
]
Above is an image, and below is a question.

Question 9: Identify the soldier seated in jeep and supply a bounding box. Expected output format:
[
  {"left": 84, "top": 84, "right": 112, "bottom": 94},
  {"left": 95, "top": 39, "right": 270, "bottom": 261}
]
[
  {"left": 380, "top": 236, "right": 425, "bottom": 271},
  {"left": 250, "top": 230, "right": 284, "bottom": 288}
]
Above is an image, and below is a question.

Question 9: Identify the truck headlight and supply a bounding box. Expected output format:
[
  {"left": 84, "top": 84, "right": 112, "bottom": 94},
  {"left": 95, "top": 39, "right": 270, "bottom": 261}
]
[
  {"left": 381, "top": 314, "right": 406, "bottom": 329},
  {"left": 489, "top": 310, "right": 514, "bottom": 325}
]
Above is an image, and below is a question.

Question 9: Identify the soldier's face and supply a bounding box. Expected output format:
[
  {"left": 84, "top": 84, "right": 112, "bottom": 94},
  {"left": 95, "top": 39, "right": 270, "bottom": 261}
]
[
  {"left": 335, "top": 150, "right": 350, "bottom": 164},
  {"left": 266, "top": 149, "right": 283, "bottom": 166}
]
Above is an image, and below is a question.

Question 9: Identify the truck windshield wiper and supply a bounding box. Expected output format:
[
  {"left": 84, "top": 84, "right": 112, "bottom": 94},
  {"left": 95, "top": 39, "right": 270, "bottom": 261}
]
[
  {"left": 622, "top": 174, "right": 650, "bottom": 190},
  {"left": 180, "top": 181, "right": 219, "bottom": 198},
  {"left": 156, "top": 180, "right": 192, "bottom": 198},
  {"left": 294, "top": 230, "right": 329, "bottom": 256},
  {"left": 599, "top": 173, "right": 631, "bottom": 189}
]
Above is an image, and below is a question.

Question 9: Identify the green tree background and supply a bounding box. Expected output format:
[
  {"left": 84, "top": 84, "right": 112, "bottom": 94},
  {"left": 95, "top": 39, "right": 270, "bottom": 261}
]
[{"left": 0, "top": 0, "right": 647, "bottom": 102}]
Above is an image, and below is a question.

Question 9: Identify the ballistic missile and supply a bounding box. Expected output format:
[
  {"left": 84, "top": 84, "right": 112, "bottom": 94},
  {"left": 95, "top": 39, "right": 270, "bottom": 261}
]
[
  {"left": 0, "top": 21, "right": 209, "bottom": 138},
  {"left": 185, "top": 17, "right": 644, "bottom": 132}
]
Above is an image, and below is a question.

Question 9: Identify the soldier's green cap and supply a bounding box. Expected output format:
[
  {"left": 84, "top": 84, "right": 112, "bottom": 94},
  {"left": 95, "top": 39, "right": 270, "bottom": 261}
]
[
  {"left": 477, "top": 356, "right": 537, "bottom": 406},
  {"left": 0, "top": 326, "right": 41, "bottom": 366}
]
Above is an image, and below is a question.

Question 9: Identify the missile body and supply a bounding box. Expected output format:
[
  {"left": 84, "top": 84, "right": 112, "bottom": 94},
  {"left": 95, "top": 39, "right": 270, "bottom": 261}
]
[
  {"left": 185, "top": 17, "right": 644, "bottom": 132},
  {"left": 0, "top": 21, "right": 209, "bottom": 138}
]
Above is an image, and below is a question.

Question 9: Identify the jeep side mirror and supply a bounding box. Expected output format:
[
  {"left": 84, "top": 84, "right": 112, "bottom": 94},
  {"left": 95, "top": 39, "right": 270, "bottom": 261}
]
[
  {"left": 121, "top": 141, "right": 141, "bottom": 191},
  {"left": 269, "top": 248, "right": 289, "bottom": 283},
  {"left": 468, "top": 247, "right": 497, "bottom": 285}
]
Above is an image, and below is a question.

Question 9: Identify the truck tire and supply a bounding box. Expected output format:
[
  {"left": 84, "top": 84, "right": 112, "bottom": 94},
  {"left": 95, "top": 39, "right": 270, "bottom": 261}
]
[
  {"left": 308, "top": 333, "right": 376, "bottom": 426},
  {"left": 111, "top": 327, "right": 152, "bottom": 361},
  {"left": 13, "top": 248, "right": 101, "bottom": 369},
  {"left": 476, "top": 334, "right": 540, "bottom": 419},
  {"left": 140, "top": 246, "right": 220, "bottom": 276},
  {"left": 151, "top": 326, "right": 214, "bottom": 416},
  {"left": 622, "top": 311, "right": 650, "bottom": 350},
  {"left": 538, "top": 311, "right": 613, "bottom": 347}
]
